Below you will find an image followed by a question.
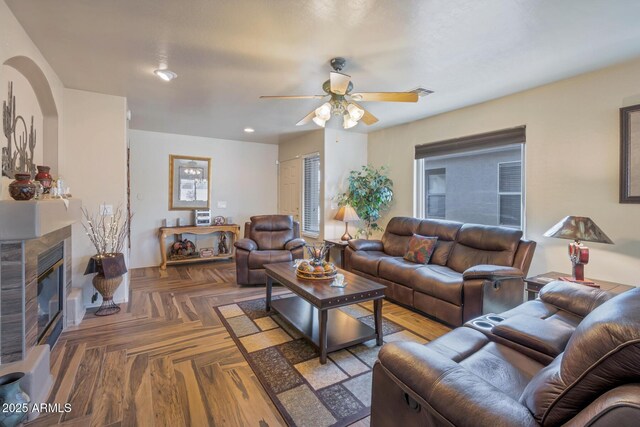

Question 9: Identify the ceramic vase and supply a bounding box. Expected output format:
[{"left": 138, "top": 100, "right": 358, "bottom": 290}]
[
  {"left": 8, "top": 173, "right": 36, "bottom": 201},
  {"left": 35, "top": 165, "right": 53, "bottom": 194},
  {"left": 0, "top": 372, "right": 30, "bottom": 427}
]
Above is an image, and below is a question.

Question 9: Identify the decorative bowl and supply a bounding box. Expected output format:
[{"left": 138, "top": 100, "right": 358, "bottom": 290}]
[{"left": 296, "top": 259, "right": 338, "bottom": 280}]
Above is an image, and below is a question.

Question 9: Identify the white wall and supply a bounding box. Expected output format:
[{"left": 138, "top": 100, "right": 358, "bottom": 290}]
[
  {"left": 368, "top": 57, "right": 640, "bottom": 286},
  {"left": 129, "top": 129, "right": 278, "bottom": 268},
  {"left": 63, "top": 88, "right": 128, "bottom": 305},
  {"left": 0, "top": 0, "right": 63, "bottom": 194},
  {"left": 323, "top": 129, "right": 368, "bottom": 239}
]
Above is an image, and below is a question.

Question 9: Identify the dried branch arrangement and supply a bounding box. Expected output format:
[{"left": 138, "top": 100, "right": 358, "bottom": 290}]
[{"left": 81, "top": 205, "right": 132, "bottom": 256}]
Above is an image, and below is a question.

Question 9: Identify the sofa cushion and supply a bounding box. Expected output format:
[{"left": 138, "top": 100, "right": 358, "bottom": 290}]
[
  {"left": 411, "top": 265, "right": 464, "bottom": 305},
  {"left": 378, "top": 257, "right": 425, "bottom": 287},
  {"left": 425, "top": 328, "right": 544, "bottom": 399},
  {"left": 403, "top": 234, "right": 438, "bottom": 264},
  {"left": 416, "top": 219, "right": 462, "bottom": 266},
  {"left": 520, "top": 288, "right": 640, "bottom": 426},
  {"left": 381, "top": 217, "right": 421, "bottom": 256},
  {"left": 349, "top": 250, "right": 388, "bottom": 276},
  {"left": 247, "top": 250, "right": 293, "bottom": 269},
  {"left": 447, "top": 224, "right": 523, "bottom": 273}
]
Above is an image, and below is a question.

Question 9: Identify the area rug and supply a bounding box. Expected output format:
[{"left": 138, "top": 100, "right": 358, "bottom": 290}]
[{"left": 214, "top": 295, "right": 428, "bottom": 427}]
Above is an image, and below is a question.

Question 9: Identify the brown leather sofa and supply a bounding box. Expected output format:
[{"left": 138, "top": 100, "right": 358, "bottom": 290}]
[
  {"left": 371, "top": 281, "right": 640, "bottom": 426},
  {"left": 233, "top": 215, "right": 305, "bottom": 285},
  {"left": 345, "top": 217, "right": 536, "bottom": 326}
]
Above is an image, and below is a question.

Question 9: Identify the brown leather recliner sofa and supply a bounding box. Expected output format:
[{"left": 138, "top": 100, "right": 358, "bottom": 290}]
[
  {"left": 234, "top": 215, "right": 305, "bottom": 285},
  {"left": 345, "top": 217, "right": 536, "bottom": 326},
  {"left": 371, "top": 281, "right": 640, "bottom": 426}
]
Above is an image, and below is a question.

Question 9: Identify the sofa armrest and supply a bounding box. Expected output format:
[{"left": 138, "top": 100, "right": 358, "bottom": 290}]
[
  {"left": 492, "top": 314, "right": 574, "bottom": 357},
  {"left": 348, "top": 239, "right": 383, "bottom": 251},
  {"left": 463, "top": 265, "right": 524, "bottom": 281},
  {"left": 377, "top": 342, "right": 538, "bottom": 426},
  {"left": 234, "top": 238, "right": 257, "bottom": 252},
  {"left": 285, "top": 238, "right": 306, "bottom": 251}
]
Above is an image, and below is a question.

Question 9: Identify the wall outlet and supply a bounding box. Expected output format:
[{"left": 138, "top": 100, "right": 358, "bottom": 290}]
[
  {"left": 217, "top": 201, "right": 227, "bottom": 209},
  {"left": 100, "top": 204, "right": 113, "bottom": 216}
]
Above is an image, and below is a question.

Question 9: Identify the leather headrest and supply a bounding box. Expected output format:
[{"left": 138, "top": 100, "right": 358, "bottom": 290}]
[
  {"left": 456, "top": 224, "right": 522, "bottom": 251},
  {"left": 385, "top": 217, "right": 421, "bottom": 236},
  {"left": 562, "top": 287, "right": 640, "bottom": 378},
  {"left": 539, "top": 281, "right": 614, "bottom": 318},
  {"left": 250, "top": 215, "right": 293, "bottom": 231},
  {"left": 416, "top": 219, "right": 462, "bottom": 241}
]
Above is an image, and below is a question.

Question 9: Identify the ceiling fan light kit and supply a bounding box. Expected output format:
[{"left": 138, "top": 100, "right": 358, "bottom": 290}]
[{"left": 261, "top": 57, "right": 430, "bottom": 130}]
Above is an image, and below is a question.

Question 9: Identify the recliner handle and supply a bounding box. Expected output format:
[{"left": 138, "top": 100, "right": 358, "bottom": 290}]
[{"left": 403, "top": 392, "right": 421, "bottom": 412}]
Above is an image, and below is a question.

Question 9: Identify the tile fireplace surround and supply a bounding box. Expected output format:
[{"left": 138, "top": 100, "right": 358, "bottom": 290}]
[{"left": 0, "top": 199, "right": 81, "bottom": 415}]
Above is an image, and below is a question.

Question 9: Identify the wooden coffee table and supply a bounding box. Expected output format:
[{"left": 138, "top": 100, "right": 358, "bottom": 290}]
[{"left": 265, "top": 262, "right": 386, "bottom": 364}]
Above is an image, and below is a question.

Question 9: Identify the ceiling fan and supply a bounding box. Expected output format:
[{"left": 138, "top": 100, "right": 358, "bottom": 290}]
[{"left": 260, "top": 57, "right": 432, "bottom": 129}]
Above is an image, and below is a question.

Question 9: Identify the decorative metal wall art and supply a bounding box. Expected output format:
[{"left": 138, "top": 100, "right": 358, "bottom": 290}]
[{"left": 2, "top": 82, "right": 37, "bottom": 178}]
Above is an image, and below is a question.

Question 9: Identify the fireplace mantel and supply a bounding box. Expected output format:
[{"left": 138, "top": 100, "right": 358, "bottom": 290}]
[{"left": 0, "top": 199, "right": 81, "bottom": 241}]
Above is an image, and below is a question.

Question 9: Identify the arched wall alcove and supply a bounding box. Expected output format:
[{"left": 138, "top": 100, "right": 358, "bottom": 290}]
[{"left": 3, "top": 55, "right": 59, "bottom": 175}]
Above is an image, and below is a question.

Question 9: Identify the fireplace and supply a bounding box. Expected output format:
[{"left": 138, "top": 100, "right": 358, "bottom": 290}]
[
  {"left": 37, "top": 243, "right": 64, "bottom": 347},
  {"left": 0, "top": 198, "right": 81, "bottom": 419}
]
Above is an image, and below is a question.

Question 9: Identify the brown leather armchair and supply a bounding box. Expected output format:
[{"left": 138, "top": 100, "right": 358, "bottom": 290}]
[{"left": 233, "top": 215, "right": 305, "bottom": 285}]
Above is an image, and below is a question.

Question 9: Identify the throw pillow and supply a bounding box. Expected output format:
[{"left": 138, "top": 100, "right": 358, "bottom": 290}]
[{"left": 404, "top": 234, "right": 438, "bottom": 264}]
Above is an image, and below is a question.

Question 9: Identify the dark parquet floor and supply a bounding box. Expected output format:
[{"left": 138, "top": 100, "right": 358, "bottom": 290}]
[{"left": 25, "top": 261, "right": 450, "bottom": 426}]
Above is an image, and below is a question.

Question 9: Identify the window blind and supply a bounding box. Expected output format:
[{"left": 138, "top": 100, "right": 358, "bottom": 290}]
[
  {"left": 498, "top": 161, "right": 522, "bottom": 227},
  {"left": 415, "top": 126, "right": 526, "bottom": 159},
  {"left": 303, "top": 154, "right": 320, "bottom": 234}
]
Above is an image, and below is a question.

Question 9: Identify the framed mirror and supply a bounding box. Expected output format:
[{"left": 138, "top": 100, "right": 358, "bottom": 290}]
[
  {"left": 620, "top": 104, "right": 640, "bottom": 203},
  {"left": 169, "top": 155, "right": 211, "bottom": 210}
]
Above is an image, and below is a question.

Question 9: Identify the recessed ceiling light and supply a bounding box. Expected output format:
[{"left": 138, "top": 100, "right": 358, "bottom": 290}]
[
  {"left": 244, "top": 127, "right": 255, "bottom": 133},
  {"left": 154, "top": 69, "right": 177, "bottom": 82}
]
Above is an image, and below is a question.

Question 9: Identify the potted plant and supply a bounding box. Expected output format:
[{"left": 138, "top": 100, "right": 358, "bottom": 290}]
[
  {"left": 81, "top": 205, "right": 131, "bottom": 316},
  {"left": 336, "top": 165, "right": 393, "bottom": 239}
]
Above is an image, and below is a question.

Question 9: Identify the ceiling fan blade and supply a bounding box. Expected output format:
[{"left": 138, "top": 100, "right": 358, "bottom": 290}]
[
  {"left": 330, "top": 71, "right": 351, "bottom": 95},
  {"left": 260, "top": 95, "right": 327, "bottom": 100},
  {"left": 296, "top": 109, "right": 317, "bottom": 126},
  {"left": 350, "top": 92, "right": 419, "bottom": 102},
  {"left": 350, "top": 101, "right": 379, "bottom": 125}
]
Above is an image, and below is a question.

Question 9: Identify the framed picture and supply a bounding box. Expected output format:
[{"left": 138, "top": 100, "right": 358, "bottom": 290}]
[
  {"left": 620, "top": 104, "right": 640, "bottom": 203},
  {"left": 169, "top": 155, "right": 211, "bottom": 210}
]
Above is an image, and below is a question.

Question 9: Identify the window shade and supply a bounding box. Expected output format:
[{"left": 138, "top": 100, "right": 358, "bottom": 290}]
[
  {"left": 499, "top": 163, "right": 521, "bottom": 193},
  {"left": 415, "top": 126, "right": 526, "bottom": 159},
  {"left": 303, "top": 154, "right": 320, "bottom": 234}
]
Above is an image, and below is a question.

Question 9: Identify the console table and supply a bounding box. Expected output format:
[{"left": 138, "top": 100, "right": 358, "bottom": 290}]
[{"left": 158, "top": 224, "right": 240, "bottom": 270}]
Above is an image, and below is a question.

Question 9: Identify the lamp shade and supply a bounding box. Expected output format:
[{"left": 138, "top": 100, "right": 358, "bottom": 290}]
[
  {"left": 543, "top": 216, "right": 613, "bottom": 244},
  {"left": 334, "top": 205, "right": 360, "bottom": 222}
]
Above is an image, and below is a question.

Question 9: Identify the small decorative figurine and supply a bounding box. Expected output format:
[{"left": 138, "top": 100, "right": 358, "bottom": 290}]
[{"left": 218, "top": 233, "right": 229, "bottom": 254}]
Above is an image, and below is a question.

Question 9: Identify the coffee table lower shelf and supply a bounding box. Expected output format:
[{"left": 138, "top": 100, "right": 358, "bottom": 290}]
[{"left": 271, "top": 296, "right": 377, "bottom": 353}]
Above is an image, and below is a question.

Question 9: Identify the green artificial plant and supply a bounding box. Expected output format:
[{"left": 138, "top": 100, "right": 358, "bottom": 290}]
[{"left": 336, "top": 165, "right": 393, "bottom": 239}]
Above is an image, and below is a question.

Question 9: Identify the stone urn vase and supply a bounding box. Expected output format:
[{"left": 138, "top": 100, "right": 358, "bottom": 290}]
[
  {"left": 35, "top": 165, "right": 53, "bottom": 194},
  {"left": 8, "top": 173, "right": 36, "bottom": 201},
  {"left": 0, "top": 372, "right": 30, "bottom": 427}
]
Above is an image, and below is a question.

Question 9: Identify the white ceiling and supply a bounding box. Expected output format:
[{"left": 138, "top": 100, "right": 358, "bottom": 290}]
[{"left": 6, "top": 0, "right": 640, "bottom": 144}]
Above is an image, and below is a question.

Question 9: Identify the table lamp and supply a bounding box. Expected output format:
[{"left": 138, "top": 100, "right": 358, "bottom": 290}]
[
  {"left": 334, "top": 205, "right": 360, "bottom": 241},
  {"left": 543, "top": 216, "right": 613, "bottom": 284}
]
